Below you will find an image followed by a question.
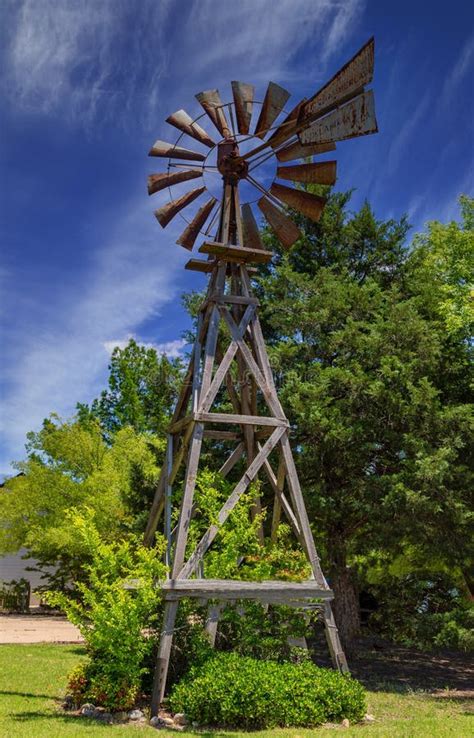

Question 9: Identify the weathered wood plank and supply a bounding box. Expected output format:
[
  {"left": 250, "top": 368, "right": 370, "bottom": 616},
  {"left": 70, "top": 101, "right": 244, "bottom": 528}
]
[
  {"left": 162, "top": 578, "right": 334, "bottom": 600},
  {"left": 199, "top": 242, "right": 272, "bottom": 264},
  {"left": 194, "top": 412, "right": 288, "bottom": 427},
  {"left": 218, "top": 442, "right": 245, "bottom": 477}
]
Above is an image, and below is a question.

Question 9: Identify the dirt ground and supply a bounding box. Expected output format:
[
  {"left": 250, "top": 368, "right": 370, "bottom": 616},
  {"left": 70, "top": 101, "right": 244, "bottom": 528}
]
[{"left": 0, "top": 614, "right": 83, "bottom": 644}]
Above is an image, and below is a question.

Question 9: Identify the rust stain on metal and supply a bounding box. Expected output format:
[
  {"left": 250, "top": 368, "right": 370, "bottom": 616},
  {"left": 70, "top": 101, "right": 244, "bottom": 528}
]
[
  {"left": 276, "top": 161, "right": 337, "bottom": 186},
  {"left": 196, "top": 89, "right": 231, "bottom": 138},
  {"left": 166, "top": 110, "right": 215, "bottom": 148},
  {"left": 147, "top": 169, "right": 202, "bottom": 196},
  {"left": 301, "top": 37, "right": 374, "bottom": 123},
  {"left": 148, "top": 140, "right": 206, "bottom": 161},
  {"left": 276, "top": 140, "right": 336, "bottom": 162},
  {"left": 176, "top": 197, "right": 217, "bottom": 250},
  {"left": 254, "top": 82, "right": 291, "bottom": 139},
  {"left": 268, "top": 99, "right": 306, "bottom": 148},
  {"left": 300, "top": 90, "right": 377, "bottom": 145},
  {"left": 257, "top": 196, "right": 301, "bottom": 249},
  {"left": 241, "top": 203, "right": 263, "bottom": 250},
  {"left": 155, "top": 186, "right": 206, "bottom": 228},
  {"left": 270, "top": 182, "right": 326, "bottom": 222},
  {"left": 231, "top": 81, "right": 255, "bottom": 135}
]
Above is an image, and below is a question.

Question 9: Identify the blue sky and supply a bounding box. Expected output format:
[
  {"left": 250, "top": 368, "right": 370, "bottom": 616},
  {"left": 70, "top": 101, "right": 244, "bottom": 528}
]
[{"left": 0, "top": 0, "right": 473, "bottom": 477}]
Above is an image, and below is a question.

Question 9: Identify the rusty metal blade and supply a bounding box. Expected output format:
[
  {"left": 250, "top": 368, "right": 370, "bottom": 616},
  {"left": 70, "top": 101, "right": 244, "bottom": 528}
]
[
  {"left": 254, "top": 82, "right": 291, "bottom": 139},
  {"left": 176, "top": 197, "right": 217, "bottom": 250},
  {"left": 231, "top": 81, "right": 255, "bottom": 135},
  {"left": 301, "top": 37, "right": 375, "bottom": 124},
  {"left": 268, "top": 99, "right": 306, "bottom": 148},
  {"left": 147, "top": 169, "right": 202, "bottom": 196},
  {"left": 154, "top": 186, "right": 206, "bottom": 228},
  {"left": 166, "top": 109, "right": 215, "bottom": 148},
  {"left": 276, "top": 140, "right": 336, "bottom": 162},
  {"left": 270, "top": 183, "right": 326, "bottom": 222},
  {"left": 148, "top": 140, "right": 206, "bottom": 161},
  {"left": 276, "top": 161, "right": 337, "bottom": 186},
  {"left": 257, "top": 197, "right": 301, "bottom": 249},
  {"left": 299, "top": 90, "right": 377, "bottom": 145},
  {"left": 195, "top": 89, "right": 231, "bottom": 138},
  {"left": 241, "top": 203, "right": 263, "bottom": 250}
]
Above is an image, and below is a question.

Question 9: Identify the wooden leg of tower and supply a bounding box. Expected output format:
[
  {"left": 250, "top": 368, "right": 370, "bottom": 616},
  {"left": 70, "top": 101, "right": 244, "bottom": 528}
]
[
  {"left": 151, "top": 599, "right": 179, "bottom": 716},
  {"left": 204, "top": 602, "right": 223, "bottom": 646},
  {"left": 322, "top": 602, "right": 349, "bottom": 673},
  {"left": 278, "top": 432, "right": 348, "bottom": 673}
]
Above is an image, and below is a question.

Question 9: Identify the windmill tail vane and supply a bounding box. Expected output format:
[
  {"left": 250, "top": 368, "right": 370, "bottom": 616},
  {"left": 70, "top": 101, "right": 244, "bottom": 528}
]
[{"left": 144, "top": 37, "right": 377, "bottom": 715}]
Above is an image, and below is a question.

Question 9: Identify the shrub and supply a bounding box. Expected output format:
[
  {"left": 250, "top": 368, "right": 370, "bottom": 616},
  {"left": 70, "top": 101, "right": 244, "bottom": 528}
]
[
  {"left": 169, "top": 652, "right": 366, "bottom": 729},
  {"left": 46, "top": 510, "right": 167, "bottom": 710}
]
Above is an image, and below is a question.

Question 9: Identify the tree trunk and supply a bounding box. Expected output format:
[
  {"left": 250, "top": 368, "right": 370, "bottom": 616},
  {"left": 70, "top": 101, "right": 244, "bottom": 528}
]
[{"left": 329, "top": 544, "right": 361, "bottom": 656}]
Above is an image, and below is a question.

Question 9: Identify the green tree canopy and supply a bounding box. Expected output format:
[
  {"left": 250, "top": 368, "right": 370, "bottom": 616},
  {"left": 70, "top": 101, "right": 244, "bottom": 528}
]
[{"left": 258, "top": 193, "right": 473, "bottom": 646}]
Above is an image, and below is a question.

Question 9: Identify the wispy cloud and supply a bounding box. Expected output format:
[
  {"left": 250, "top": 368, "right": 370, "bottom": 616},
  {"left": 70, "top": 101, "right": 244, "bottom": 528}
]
[
  {"left": 103, "top": 336, "right": 187, "bottom": 359},
  {"left": 440, "top": 34, "right": 474, "bottom": 109},
  {"left": 0, "top": 0, "right": 368, "bottom": 475},
  {"left": 386, "top": 91, "right": 431, "bottom": 176},
  {"left": 2, "top": 0, "right": 171, "bottom": 127},
  {"left": 0, "top": 198, "right": 185, "bottom": 473}
]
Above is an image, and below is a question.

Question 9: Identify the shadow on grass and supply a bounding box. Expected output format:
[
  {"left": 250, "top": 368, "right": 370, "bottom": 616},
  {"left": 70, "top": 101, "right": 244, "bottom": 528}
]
[
  {"left": 310, "top": 635, "right": 474, "bottom": 694},
  {"left": 0, "top": 690, "right": 53, "bottom": 700}
]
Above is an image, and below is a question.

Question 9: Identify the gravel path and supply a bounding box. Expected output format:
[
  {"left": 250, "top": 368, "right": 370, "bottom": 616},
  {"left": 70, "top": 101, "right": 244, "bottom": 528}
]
[{"left": 0, "top": 615, "right": 83, "bottom": 644}]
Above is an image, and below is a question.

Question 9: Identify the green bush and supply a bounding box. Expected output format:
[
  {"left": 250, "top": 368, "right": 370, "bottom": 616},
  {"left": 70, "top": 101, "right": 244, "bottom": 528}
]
[
  {"left": 169, "top": 652, "right": 366, "bottom": 729},
  {"left": 45, "top": 510, "right": 167, "bottom": 710}
]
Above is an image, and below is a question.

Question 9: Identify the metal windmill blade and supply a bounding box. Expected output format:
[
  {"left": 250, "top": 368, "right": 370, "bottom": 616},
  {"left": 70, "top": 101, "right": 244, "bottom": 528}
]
[
  {"left": 241, "top": 203, "right": 263, "bottom": 250},
  {"left": 176, "top": 197, "right": 218, "bottom": 251},
  {"left": 154, "top": 186, "right": 206, "bottom": 228},
  {"left": 147, "top": 169, "right": 203, "bottom": 196},
  {"left": 196, "top": 89, "right": 231, "bottom": 138},
  {"left": 231, "top": 82, "right": 255, "bottom": 135},
  {"left": 257, "top": 197, "right": 301, "bottom": 249},
  {"left": 270, "top": 182, "right": 326, "bottom": 222},
  {"left": 267, "top": 99, "right": 306, "bottom": 149},
  {"left": 276, "top": 161, "right": 337, "bottom": 186},
  {"left": 149, "top": 140, "right": 206, "bottom": 161},
  {"left": 300, "top": 37, "right": 375, "bottom": 125},
  {"left": 166, "top": 110, "right": 216, "bottom": 148},
  {"left": 276, "top": 140, "right": 336, "bottom": 162},
  {"left": 254, "top": 82, "right": 291, "bottom": 139}
]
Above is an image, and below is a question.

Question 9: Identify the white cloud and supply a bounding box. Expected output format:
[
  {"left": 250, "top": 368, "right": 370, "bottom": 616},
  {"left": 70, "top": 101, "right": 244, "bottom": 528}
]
[{"left": 103, "top": 336, "right": 187, "bottom": 359}]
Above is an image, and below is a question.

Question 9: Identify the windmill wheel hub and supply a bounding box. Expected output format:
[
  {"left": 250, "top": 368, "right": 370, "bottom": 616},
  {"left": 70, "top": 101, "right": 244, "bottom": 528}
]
[{"left": 217, "top": 140, "right": 249, "bottom": 183}]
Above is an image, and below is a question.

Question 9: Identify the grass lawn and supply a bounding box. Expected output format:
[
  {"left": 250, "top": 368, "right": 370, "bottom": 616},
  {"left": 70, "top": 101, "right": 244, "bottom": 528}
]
[{"left": 0, "top": 644, "right": 472, "bottom": 738}]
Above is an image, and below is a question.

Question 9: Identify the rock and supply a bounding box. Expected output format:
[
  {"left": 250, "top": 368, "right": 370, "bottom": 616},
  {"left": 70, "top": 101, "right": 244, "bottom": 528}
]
[
  {"left": 80, "top": 703, "right": 96, "bottom": 717},
  {"left": 173, "top": 713, "right": 188, "bottom": 726},
  {"left": 114, "top": 711, "right": 129, "bottom": 723},
  {"left": 129, "top": 708, "right": 145, "bottom": 721},
  {"left": 150, "top": 715, "right": 175, "bottom": 729},
  {"left": 364, "top": 713, "right": 376, "bottom": 723},
  {"left": 62, "top": 694, "right": 74, "bottom": 709},
  {"left": 341, "top": 718, "right": 350, "bottom": 727},
  {"left": 96, "top": 711, "right": 113, "bottom": 723},
  {"left": 93, "top": 706, "right": 106, "bottom": 715}
]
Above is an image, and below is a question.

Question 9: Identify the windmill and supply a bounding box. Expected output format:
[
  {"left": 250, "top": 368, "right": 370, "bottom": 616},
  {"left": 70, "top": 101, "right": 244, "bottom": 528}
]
[{"left": 144, "top": 38, "right": 377, "bottom": 715}]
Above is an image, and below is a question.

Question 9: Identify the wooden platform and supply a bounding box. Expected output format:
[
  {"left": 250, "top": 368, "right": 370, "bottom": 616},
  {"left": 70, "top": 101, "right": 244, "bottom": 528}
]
[
  {"left": 199, "top": 241, "right": 272, "bottom": 264},
  {"left": 185, "top": 258, "right": 258, "bottom": 274},
  {"left": 161, "top": 578, "right": 334, "bottom": 603}
]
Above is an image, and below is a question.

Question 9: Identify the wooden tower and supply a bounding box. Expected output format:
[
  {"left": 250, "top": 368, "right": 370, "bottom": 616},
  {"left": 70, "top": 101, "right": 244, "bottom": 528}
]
[{"left": 144, "top": 38, "right": 377, "bottom": 715}]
